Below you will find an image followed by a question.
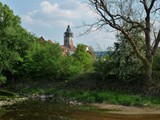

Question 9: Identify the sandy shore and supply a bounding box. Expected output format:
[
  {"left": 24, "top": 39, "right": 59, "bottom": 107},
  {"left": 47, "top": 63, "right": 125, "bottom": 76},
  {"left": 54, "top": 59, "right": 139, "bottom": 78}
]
[{"left": 91, "top": 103, "right": 160, "bottom": 114}]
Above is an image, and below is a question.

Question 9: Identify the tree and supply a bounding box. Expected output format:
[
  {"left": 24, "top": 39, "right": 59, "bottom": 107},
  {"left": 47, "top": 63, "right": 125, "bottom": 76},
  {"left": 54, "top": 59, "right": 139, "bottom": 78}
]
[
  {"left": 88, "top": 0, "right": 160, "bottom": 89},
  {"left": 113, "top": 31, "right": 145, "bottom": 81},
  {"left": 94, "top": 54, "right": 115, "bottom": 78},
  {"left": 20, "top": 39, "right": 63, "bottom": 80},
  {"left": 73, "top": 44, "right": 94, "bottom": 73},
  {"left": 0, "top": 2, "right": 32, "bottom": 84},
  {"left": 60, "top": 55, "right": 83, "bottom": 80}
]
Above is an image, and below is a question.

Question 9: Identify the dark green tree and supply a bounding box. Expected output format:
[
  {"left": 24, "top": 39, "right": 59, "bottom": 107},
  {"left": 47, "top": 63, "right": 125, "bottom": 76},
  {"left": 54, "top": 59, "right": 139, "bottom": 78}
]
[
  {"left": 94, "top": 54, "right": 115, "bottom": 79},
  {"left": 0, "top": 2, "right": 32, "bottom": 84},
  {"left": 60, "top": 44, "right": 94, "bottom": 81},
  {"left": 60, "top": 55, "right": 83, "bottom": 80},
  {"left": 113, "top": 31, "right": 145, "bottom": 81},
  {"left": 73, "top": 44, "right": 94, "bottom": 73},
  {"left": 20, "top": 39, "right": 63, "bottom": 80}
]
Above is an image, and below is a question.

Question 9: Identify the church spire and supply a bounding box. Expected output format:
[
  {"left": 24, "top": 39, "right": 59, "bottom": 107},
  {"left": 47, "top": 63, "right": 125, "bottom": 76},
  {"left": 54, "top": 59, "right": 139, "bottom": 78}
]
[
  {"left": 64, "top": 25, "right": 73, "bottom": 37},
  {"left": 66, "top": 25, "right": 71, "bottom": 33},
  {"left": 64, "top": 25, "right": 74, "bottom": 49}
]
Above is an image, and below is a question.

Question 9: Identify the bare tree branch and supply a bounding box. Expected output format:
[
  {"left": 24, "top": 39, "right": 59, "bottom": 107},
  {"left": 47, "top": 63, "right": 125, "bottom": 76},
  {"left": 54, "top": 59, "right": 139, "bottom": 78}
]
[
  {"left": 149, "top": 0, "right": 157, "bottom": 12},
  {"left": 89, "top": 0, "right": 146, "bottom": 62},
  {"left": 88, "top": 0, "right": 160, "bottom": 85}
]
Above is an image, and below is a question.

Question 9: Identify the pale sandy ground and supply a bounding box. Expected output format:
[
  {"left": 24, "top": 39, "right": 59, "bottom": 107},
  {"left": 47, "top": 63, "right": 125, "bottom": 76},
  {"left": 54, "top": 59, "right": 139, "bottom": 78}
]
[{"left": 91, "top": 103, "right": 160, "bottom": 114}]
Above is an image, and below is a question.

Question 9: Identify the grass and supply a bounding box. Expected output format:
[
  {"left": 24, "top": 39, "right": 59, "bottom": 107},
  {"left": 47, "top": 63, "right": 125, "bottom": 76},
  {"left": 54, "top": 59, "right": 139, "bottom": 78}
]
[
  {"left": 20, "top": 87, "right": 160, "bottom": 107},
  {"left": 51, "top": 89, "right": 160, "bottom": 107},
  {"left": 1, "top": 81, "right": 160, "bottom": 107},
  {"left": 0, "top": 89, "right": 17, "bottom": 100}
]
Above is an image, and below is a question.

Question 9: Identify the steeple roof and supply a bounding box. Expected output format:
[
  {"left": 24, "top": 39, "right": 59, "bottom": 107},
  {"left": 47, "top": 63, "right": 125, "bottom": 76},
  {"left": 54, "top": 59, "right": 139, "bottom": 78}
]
[
  {"left": 64, "top": 25, "right": 73, "bottom": 37},
  {"left": 66, "top": 25, "right": 72, "bottom": 33}
]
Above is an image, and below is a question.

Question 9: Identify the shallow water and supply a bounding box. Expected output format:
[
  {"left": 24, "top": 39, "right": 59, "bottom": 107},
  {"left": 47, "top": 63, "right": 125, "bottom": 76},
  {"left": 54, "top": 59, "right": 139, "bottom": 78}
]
[{"left": 0, "top": 100, "right": 160, "bottom": 120}]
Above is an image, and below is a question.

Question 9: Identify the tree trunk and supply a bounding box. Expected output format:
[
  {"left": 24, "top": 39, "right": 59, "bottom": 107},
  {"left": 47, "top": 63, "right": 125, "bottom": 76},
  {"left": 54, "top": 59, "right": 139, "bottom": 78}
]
[{"left": 144, "top": 10, "right": 152, "bottom": 92}]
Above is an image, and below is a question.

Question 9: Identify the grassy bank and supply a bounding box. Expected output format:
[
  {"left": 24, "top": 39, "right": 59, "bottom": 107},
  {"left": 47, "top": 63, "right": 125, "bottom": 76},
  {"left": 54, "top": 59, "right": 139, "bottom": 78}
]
[
  {"left": 48, "top": 89, "right": 160, "bottom": 107},
  {"left": 1, "top": 80, "right": 160, "bottom": 107},
  {"left": 3, "top": 88, "right": 160, "bottom": 107}
]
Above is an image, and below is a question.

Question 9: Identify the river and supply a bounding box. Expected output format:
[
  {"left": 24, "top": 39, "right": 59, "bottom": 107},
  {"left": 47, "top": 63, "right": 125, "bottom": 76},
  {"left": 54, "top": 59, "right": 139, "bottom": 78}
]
[{"left": 0, "top": 100, "right": 160, "bottom": 120}]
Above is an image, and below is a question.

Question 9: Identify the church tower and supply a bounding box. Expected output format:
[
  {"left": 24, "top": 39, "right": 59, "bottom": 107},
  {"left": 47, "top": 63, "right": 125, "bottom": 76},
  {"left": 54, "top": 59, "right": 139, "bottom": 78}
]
[{"left": 64, "top": 25, "right": 74, "bottom": 49}]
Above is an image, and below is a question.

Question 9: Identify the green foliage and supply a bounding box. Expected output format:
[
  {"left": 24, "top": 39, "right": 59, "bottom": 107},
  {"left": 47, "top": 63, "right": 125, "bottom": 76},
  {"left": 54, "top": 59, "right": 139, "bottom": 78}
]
[
  {"left": 94, "top": 54, "right": 115, "bottom": 78},
  {"left": 73, "top": 44, "right": 94, "bottom": 73},
  {"left": 69, "top": 90, "right": 160, "bottom": 106},
  {"left": 112, "top": 33, "right": 145, "bottom": 81},
  {"left": 61, "top": 44, "right": 94, "bottom": 80},
  {"left": 0, "top": 2, "right": 33, "bottom": 84},
  {"left": 0, "top": 2, "right": 95, "bottom": 84},
  {"left": 20, "top": 40, "right": 63, "bottom": 80},
  {"left": 60, "top": 55, "right": 83, "bottom": 80},
  {"left": 153, "top": 49, "right": 160, "bottom": 79},
  {"left": 149, "top": 49, "right": 160, "bottom": 94},
  {"left": 29, "top": 88, "right": 160, "bottom": 107}
]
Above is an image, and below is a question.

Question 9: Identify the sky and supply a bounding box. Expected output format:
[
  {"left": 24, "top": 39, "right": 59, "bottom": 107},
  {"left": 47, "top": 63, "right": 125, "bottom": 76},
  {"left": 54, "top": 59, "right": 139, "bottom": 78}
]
[{"left": 0, "top": 0, "right": 116, "bottom": 51}]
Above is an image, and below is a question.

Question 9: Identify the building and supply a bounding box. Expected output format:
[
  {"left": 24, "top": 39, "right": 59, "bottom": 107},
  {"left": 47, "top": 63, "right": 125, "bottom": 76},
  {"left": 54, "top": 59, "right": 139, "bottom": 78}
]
[
  {"left": 62, "top": 25, "right": 76, "bottom": 55},
  {"left": 62, "top": 25, "right": 95, "bottom": 57},
  {"left": 64, "top": 25, "right": 75, "bottom": 50},
  {"left": 40, "top": 25, "right": 95, "bottom": 57}
]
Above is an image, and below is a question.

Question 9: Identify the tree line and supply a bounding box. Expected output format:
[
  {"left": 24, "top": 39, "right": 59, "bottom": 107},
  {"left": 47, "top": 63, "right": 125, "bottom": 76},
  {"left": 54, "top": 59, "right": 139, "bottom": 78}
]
[
  {"left": 1, "top": 1, "right": 160, "bottom": 94},
  {"left": 0, "top": 2, "right": 94, "bottom": 85}
]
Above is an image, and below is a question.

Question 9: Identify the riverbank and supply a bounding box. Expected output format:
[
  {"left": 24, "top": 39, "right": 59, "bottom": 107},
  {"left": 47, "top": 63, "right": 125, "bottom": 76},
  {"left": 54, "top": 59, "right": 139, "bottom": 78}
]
[
  {"left": 0, "top": 89, "right": 28, "bottom": 108},
  {"left": 1, "top": 90, "right": 160, "bottom": 115},
  {"left": 1, "top": 100, "right": 160, "bottom": 120},
  {"left": 90, "top": 103, "right": 160, "bottom": 114},
  {"left": 1, "top": 97, "right": 160, "bottom": 115},
  {"left": 0, "top": 97, "right": 28, "bottom": 108},
  {"left": 1, "top": 80, "right": 160, "bottom": 112},
  {"left": 1, "top": 89, "right": 160, "bottom": 109}
]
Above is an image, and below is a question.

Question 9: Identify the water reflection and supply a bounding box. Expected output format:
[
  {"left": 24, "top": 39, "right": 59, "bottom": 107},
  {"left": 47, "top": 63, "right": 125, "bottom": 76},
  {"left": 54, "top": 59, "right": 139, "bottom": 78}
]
[{"left": 0, "top": 100, "right": 160, "bottom": 120}]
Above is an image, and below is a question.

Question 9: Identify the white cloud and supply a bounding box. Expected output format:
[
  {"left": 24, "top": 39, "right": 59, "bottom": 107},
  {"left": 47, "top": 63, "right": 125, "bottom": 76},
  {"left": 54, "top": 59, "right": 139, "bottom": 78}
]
[
  {"left": 40, "top": 1, "right": 58, "bottom": 14},
  {"left": 28, "top": 10, "right": 39, "bottom": 16},
  {"left": 21, "top": 0, "right": 116, "bottom": 49},
  {"left": 22, "top": 0, "right": 94, "bottom": 27},
  {"left": 23, "top": 16, "right": 33, "bottom": 24},
  {"left": 79, "top": 30, "right": 116, "bottom": 51},
  {"left": 22, "top": 15, "right": 51, "bottom": 27}
]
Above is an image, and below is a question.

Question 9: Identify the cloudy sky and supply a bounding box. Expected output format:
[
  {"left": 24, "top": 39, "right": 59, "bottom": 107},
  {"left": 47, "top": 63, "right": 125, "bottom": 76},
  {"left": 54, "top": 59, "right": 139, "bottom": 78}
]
[{"left": 0, "top": 0, "right": 116, "bottom": 50}]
